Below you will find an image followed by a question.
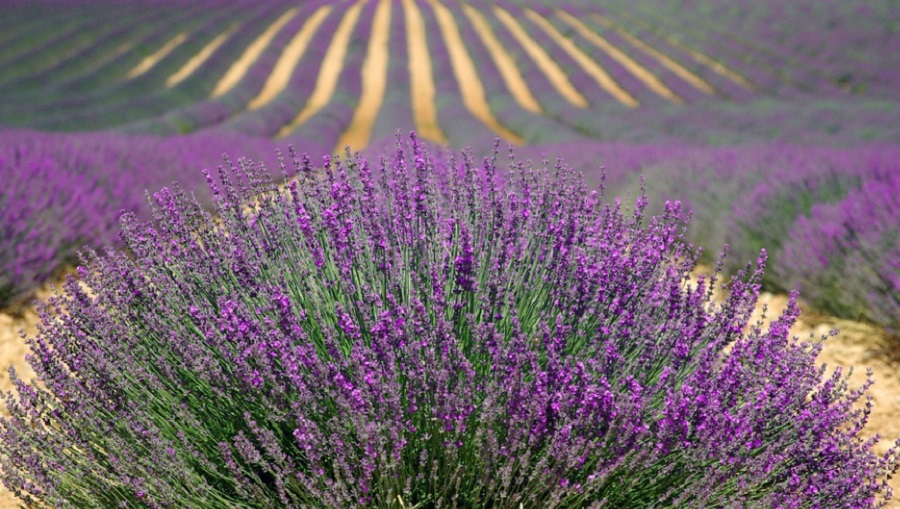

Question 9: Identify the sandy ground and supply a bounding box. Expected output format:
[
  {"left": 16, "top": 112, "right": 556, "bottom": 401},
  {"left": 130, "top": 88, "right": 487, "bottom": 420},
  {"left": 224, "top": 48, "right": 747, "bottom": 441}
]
[
  {"left": 210, "top": 8, "right": 299, "bottom": 98},
  {"left": 336, "top": 0, "right": 393, "bottom": 152},
  {"left": 0, "top": 301, "right": 39, "bottom": 508},
  {"left": 753, "top": 293, "right": 900, "bottom": 457},
  {"left": 0, "top": 286, "right": 897, "bottom": 507}
]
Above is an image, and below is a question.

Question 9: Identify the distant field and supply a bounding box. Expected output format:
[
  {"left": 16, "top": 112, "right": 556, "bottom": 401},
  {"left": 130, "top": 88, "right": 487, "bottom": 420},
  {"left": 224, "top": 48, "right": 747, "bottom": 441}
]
[{"left": 1, "top": 0, "right": 898, "bottom": 150}]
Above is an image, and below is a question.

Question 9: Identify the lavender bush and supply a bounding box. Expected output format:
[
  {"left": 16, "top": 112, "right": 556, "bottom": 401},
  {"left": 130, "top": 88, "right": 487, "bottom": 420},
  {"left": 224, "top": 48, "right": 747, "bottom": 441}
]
[
  {"left": 776, "top": 173, "right": 900, "bottom": 332},
  {"left": 507, "top": 141, "right": 900, "bottom": 332},
  {"left": 2, "top": 135, "right": 896, "bottom": 507}
]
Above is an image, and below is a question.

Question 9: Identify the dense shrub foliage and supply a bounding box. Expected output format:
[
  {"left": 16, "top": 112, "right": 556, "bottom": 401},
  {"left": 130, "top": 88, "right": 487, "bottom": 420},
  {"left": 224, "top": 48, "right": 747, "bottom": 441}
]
[
  {"left": 0, "top": 129, "right": 279, "bottom": 308},
  {"left": 1, "top": 136, "right": 897, "bottom": 507}
]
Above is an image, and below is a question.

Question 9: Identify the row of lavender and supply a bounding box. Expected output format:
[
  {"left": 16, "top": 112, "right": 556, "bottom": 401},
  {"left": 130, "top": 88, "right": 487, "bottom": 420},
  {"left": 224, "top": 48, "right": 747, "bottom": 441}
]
[
  {"left": 573, "top": 0, "right": 900, "bottom": 100},
  {"left": 0, "top": 130, "right": 285, "bottom": 307},
  {"left": 0, "top": 0, "right": 280, "bottom": 130},
  {"left": 514, "top": 142, "right": 900, "bottom": 334},
  {"left": 1, "top": 1, "right": 897, "bottom": 146},
  {"left": 2, "top": 136, "right": 896, "bottom": 507},
  {"left": 490, "top": 0, "right": 900, "bottom": 145}
]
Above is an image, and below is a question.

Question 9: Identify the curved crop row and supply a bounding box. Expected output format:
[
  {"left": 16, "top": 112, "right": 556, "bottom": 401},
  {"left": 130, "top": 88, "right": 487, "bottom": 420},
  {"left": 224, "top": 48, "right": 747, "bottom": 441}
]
[
  {"left": 0, "top": 1, "right": 222, "bottom": 99},
  {"left": 0, "top": 130, "right": 280, "bottom": 307},
  {"left": 0, "top": 148, "right": 113, "bottom": 306},
  {"left": 6, "top": 0, "right": 878, "bottom": 149},
  {"left": 592, "top": 143, "right": 900, "bottom": 328},
  {"left": 449, "top": 1, "right": 585, "bottom": 145},
  {"left": 588, "top": 0, "right": 900, "bottom": 99},
  {"left": 776, "top": 173, "right": 900, "bottom": 332},
  {"left": 1, "top": 1, "right": 270, "bottom": 129}
]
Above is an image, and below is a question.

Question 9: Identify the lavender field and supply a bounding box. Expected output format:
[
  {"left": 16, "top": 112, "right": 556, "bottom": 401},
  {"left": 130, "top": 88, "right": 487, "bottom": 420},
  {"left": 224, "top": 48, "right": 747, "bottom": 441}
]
[{"left": 0, "top": 0, "right": 898, "bottom": 507}]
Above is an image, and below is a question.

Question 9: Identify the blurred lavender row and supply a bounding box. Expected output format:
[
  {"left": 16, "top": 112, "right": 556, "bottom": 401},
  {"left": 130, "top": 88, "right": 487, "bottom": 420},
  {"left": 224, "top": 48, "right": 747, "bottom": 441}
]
[
  {"left": 514, "top": 141, "right": 900, "bottom": 331},
  {"left": 566, "top": 0, "right": 900, "bottom": 100},
  {"left": 0, "top": 129, "right": 283, "bottom": 307},
  {"left": 777, "top": 173, "right": 900, "bottom": 333}
]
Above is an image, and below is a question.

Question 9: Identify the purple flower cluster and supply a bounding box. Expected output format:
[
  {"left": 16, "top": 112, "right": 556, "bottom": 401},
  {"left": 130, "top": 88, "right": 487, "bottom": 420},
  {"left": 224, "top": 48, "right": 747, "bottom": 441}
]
[
  {"left": 0, "top": 129, "right": 279, "bottom": 307},
  {"left": 776, "top": 173, "right": 900, "bottom": 332},
  {"left": 2, "top": 134, "right": 896, "bottom": 507}
]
